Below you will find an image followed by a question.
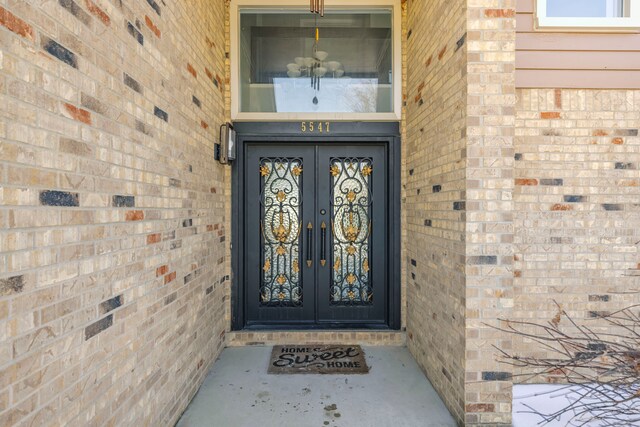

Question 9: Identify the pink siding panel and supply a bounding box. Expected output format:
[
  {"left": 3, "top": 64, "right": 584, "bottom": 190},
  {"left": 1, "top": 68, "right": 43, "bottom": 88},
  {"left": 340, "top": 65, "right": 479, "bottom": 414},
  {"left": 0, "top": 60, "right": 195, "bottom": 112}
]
[
  {"left": 516, "top": 70, "right": 640, "bottom": 89},
  {"left": 517, "top": 0, "right": 534, "bottom": 14},
  {"left": 517, "top": 32, "right": 640, "bottom": 51},
  {"left": 516, "top": 3, "right": 640, "bottom": 88},
  {"left": 517, "top": 51, "right": 640, "bottom": 70}
]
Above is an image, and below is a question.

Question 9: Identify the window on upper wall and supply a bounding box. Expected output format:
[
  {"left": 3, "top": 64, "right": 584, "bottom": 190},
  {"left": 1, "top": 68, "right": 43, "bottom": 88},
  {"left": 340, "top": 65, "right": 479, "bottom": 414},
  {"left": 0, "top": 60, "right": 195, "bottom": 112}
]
[
  {"left": 536, "top": 0, "right": 640, "bottom": 31},
  {"left": 230, "top": 0, "right": 402, "bottom": 121}
]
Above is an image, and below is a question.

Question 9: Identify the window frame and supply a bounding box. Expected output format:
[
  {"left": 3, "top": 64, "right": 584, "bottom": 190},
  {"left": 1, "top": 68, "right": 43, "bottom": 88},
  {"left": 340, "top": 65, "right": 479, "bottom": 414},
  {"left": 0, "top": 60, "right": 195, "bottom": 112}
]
[
  {"left": 535, "top": 0, "right": 640, "bottom": 32},
  {"left": 230, "top": 0, "right": 402, "bottom": 122}
]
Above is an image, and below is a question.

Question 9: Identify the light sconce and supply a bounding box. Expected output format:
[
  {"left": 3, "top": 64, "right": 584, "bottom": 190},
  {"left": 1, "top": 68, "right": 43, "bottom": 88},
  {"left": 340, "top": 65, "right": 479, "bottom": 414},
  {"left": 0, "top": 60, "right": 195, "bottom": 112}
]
[{"left": 215, "top": 122, "right": 236, "bottom": 165}]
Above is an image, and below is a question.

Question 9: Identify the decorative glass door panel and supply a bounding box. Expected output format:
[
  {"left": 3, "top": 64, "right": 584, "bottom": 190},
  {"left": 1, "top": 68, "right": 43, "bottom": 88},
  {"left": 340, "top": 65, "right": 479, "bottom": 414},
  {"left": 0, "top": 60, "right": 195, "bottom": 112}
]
[
  {"left": 329, "top": 158, "right": 373, "bottom": 305},
  {"left": 245, "top": 144, "right": 387, "bottom": 326},
  {"left": 259, "top": 158, "right": 303, "bottom": 306}
]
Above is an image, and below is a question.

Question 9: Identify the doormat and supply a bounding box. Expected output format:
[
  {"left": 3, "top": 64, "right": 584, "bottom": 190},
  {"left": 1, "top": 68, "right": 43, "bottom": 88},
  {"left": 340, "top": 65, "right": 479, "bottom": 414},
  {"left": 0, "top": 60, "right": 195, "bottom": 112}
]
[{"left": 268, "top": 345, "right": 369, "bottom": 374}]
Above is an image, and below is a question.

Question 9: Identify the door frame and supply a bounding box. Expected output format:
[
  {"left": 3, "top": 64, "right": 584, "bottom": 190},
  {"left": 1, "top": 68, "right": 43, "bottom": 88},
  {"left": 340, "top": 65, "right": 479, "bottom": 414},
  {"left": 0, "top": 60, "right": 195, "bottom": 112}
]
[{"left": 231, "top": 122, "right": 401, "bottom": 330}]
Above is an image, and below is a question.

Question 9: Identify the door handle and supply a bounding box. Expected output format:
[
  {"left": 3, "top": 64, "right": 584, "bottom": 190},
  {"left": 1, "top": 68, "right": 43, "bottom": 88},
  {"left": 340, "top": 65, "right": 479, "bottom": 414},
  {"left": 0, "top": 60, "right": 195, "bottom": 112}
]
[
  {"left": 320, "top": 221, "right": 327, "bottom": 267},
  {"left": 306, "top": 222, "right": 313, "bottom": 267}
]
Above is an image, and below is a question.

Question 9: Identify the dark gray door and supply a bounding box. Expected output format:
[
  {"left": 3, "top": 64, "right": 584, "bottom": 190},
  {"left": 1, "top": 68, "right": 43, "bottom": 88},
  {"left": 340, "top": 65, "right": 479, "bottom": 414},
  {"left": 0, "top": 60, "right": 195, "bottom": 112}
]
[{"left": 245, "top": 144, "right": 387, "bottom": 326}]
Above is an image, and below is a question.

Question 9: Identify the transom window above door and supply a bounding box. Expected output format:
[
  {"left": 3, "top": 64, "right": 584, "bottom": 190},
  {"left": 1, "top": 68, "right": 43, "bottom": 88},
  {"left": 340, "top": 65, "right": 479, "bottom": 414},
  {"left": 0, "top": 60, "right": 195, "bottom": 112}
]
[{"left": 230, "top": 0, "right": 401, "bottom": 121}]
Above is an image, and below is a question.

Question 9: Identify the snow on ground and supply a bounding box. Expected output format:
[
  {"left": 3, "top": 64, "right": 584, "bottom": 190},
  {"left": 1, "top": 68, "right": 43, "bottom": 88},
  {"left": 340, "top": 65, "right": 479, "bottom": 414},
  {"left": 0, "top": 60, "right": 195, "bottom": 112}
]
[{"left": 513, "top": 384, "right": 640, "bottom": 427}]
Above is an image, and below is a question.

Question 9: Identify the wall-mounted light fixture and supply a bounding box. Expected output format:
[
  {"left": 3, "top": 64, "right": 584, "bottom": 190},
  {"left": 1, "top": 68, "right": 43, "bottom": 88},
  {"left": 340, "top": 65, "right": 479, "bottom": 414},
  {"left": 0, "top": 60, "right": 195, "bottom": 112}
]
[{"left": 215, "top": 122, "right": 236, "bottom": 165}]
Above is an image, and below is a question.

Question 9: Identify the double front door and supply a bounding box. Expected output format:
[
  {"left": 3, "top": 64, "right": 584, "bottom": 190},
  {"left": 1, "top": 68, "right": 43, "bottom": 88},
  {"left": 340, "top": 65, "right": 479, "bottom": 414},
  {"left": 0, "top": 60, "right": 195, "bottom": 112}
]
[{"left": 245, "top": 143, "right": 388, "bottom": 327}]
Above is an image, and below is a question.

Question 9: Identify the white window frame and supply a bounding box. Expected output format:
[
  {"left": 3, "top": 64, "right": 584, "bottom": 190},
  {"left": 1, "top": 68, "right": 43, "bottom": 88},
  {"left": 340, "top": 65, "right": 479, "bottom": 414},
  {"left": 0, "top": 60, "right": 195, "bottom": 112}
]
[
  {"left": 535, "top": 0, "right": 640, "bottom": 32},
  {"left": 230, "top": 0, "right": 402, "bottom": 122}
]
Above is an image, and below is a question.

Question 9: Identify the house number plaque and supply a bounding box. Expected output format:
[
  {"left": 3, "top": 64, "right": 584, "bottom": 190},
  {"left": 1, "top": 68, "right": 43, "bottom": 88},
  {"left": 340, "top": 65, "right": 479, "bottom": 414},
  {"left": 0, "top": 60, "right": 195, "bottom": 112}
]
[{"left": 301, "top": 121, "right": 330, "bottom": 133}]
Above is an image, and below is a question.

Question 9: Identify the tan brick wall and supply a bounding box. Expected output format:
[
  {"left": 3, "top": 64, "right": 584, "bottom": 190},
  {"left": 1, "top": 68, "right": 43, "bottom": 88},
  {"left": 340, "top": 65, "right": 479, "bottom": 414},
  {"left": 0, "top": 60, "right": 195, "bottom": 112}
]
[
  {"left": 0, "top": 0, "right": 229, "bottom": 425},
  {"left": 464, "top": 1, "right": 516, "bottom": 425},
  {"left": 405, "top": 0, "right": 516, "bottom": 424},
  {"left": 514, "top": 88, "right": 640, "bottom": 372},
  {"left": 227, "top": 331, "right": 406, "bottom": 347},
  {"left": 404, "top": 0, "right": 468, "bottom": 423}
]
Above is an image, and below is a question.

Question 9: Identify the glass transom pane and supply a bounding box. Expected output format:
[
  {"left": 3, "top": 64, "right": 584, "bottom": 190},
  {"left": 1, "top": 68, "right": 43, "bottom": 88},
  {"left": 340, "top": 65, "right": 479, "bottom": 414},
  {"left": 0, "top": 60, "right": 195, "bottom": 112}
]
[
  {"left": 546, "top": 0, "right": 625, "bottom": 18},
  {"left": 239, "top": 10, "right": 393, "bottom": 114}
]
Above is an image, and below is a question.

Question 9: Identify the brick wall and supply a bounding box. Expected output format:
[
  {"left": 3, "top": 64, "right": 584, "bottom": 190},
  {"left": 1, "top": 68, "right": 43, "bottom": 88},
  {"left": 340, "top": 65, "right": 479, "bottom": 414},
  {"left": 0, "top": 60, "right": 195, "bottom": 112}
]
[
  {"left": 405, "top": 0, "right": 516, "bottom": 424},
  {"left": 0, "top": 0, "right": 229, "bottom": 425},
  {"left": 404, "top": 0, "right": 468, "bottom": 423},
  {"left": 464, "top": 1, "right": 516, "bottom": 425},
  {"left": 514, "top": 88, "right": 640, "bottom": 370}
]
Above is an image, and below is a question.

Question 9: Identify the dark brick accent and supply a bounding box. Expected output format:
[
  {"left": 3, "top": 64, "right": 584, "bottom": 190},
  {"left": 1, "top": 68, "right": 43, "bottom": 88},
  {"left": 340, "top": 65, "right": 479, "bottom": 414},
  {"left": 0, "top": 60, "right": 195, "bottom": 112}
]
[
  {"left": 170, "top": 240, "right": 182, "bottom": 250},
  {"left": 589, "top": 311, "right": 610, "bottom": 318},
  {"left": 154, "top": 106, "right": 168, "bottom": 122},
  {"left": 432, "top": 185, "right": 442, "bottom": 193},
  {"left": 564, "top": 195, "right": 586, "bottom": 203},
  {"left": 59, "top": 0, "right": 91, "bottom": 25},
  {"left": 466, "top": 404, "right": 495, "bottom": 413},
  {"left": 40, "top": 190, "right": 79, "bottom": 207},
  {"left": 183, "top": 219, "right": 193, "bottom": 227},
  {"left": 407, "top": 29, "right": 412, "bottom": 40},
  {"left": 602, "top": 204, "right": 623, "bottom": 211},
  {"left": 147, "top": 0, "right": 161, "bottom": 15},
  {"left": 125, "top": 210, "right": 144, "bottom": 221},
  {"left": 540, "top": 178, "right": 564, "bottom": 186},
  {"left": 112, "top": 195, "right": 135, "bottom": 207},
  {"left": 0, "top": 276, "right": 25, "bottom": 296},
  {"left": 482, "top": 371, "right": 512, "bottom": 381},
  {"left": 64, "top": 103, "right": 92, "bottom": 124},
  {"left": 135, "top": 120, "right": 151, "bottom": 136},
  {"left": 516, "top": 178, "right": 539, "bottom": 186},
  {"left": 0, "top": 6, "right": 35, "bottom": 40},
  {"left": 99, "top": 295, "right": 123, "bottom": 314},
  {"left": 85, "top": 0, "right": 110, "bottom": 25},
  {"left": 127, "top": 21, "right": 143, "bottom": 45},
  {"left": 165, "top": 292, "right": 177, "bottom": 305},
  {"left": 59, "top": 138, "right": 92, "bottom": 156},
  {"left": 410, "top": 259, "right": 417, "bottom": 267},
  {"left": 453, "top": 201, "right": 466, "bottom": 210},
  {"left": 424, "top": 219, "right": 432, "bottom": 227},
  {"left": 192, "top": 95, "right": 201, "bottom": 108},
  {"left": 615, "top": 162, "right": 635, "bottom": 170},
  {"left": 469, "top": 256, "right": 498, "bottom": 265},
  {"left": 123, "top": 73, "right": 142, "bottom": 93},
  {"left": 164, "top": 271, "right": 176, "bottom": 284},
  {"left": 614, "top": 129, "right": 638, "bottom": 136},
  {"left": 42, "top": 37, "right": 77, "bottom": 68},
  {"left": 206, "top": 285, "right": 214, "bottom": 295},
  {"left": 588, "top": 343, "right": 607, "bottom": 352},
  {"left": 575, "top": 351, "right": 601, "bottom": 360},
  {"left": 514, "top": 153, "right": 522, "bottom": 161},
  {"left": 169, "top": 178, "right": 181, "bottom": 187},
  {"left": 156, "top": 265, "right": 168, "bottom": 277},
  {"left": 551, "top": 204, "right": 573, "bottom": 211},
  {"left": 455, "top": 33, "right": 466, "bottom": 51},
  {"left": 409, "top": 169, "right": 414, "bottom": 176},
  {"left": 81, "top": 93, "right": 108, "bottom": 116},
  {"left": 85, "top": 314, "right": 113, "bottom": 340},
  {"left": 589, "top": 295, "right": 610, "bottom": 302}
]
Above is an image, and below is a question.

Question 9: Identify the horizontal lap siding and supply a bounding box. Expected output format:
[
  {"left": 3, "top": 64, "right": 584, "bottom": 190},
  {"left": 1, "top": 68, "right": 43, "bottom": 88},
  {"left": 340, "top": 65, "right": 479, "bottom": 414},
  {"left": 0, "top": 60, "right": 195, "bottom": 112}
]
[{"left": 516, "top": 0, "right": 640, "bottom": 88}]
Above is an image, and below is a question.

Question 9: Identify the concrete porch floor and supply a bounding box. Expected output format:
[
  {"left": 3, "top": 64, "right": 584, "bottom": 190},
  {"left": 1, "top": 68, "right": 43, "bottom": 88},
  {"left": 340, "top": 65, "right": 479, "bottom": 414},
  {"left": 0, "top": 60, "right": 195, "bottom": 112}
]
[{"left": 176, "top": 346, "right": 457, "bottom": 427}]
